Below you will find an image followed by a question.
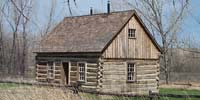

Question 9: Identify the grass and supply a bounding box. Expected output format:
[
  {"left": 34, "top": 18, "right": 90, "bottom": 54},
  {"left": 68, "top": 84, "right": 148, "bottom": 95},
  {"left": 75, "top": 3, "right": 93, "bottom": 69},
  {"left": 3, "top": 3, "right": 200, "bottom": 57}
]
[
  {"left": 160, "top": 88, "right": 200, "bottom": 95},
  {"left": 0, "top": 83, "right": 200, "bottom": 100},
  {"left": 0, "top": 83, "right": 22, "bottom": 89}
]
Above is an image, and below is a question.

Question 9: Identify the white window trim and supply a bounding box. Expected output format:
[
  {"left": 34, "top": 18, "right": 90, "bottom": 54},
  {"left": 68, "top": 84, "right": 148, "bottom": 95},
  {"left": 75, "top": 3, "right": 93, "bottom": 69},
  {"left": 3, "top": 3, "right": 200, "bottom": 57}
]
[
  {"left": 47, "top": 61, "right": 55, "bottom": 79},
  {"left": 127, "top": 62, "right": 136, "bottom": 82},
  {"left": 77, "top": 62, "right": 87, "bottom": 82},
  {"left": 68, "top": 62, "right": 71, "bottom": 85}
]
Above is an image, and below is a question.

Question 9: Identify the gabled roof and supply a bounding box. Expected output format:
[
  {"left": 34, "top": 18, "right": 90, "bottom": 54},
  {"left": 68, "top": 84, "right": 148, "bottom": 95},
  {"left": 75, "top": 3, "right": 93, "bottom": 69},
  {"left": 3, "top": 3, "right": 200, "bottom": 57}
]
[{"left": 37, "top": 10, "right": 161, "bottom": 53}]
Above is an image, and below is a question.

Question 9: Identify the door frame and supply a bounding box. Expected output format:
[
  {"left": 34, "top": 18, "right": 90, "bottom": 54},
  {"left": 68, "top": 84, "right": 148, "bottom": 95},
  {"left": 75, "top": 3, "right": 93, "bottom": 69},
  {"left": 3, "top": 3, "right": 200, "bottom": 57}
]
[{"left": 62, "top": 61, "right": 71, "bottom": 85}]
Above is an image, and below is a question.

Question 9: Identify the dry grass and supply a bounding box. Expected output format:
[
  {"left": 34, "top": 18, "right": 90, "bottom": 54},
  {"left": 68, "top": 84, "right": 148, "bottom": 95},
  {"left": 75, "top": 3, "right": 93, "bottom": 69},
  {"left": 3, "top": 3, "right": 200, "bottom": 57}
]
[
  {"left": 1, "top": 83, "right": 200, "bottom": 100},
  {"left": 0, "top": 85, "right": 92, "bottom": 100}
]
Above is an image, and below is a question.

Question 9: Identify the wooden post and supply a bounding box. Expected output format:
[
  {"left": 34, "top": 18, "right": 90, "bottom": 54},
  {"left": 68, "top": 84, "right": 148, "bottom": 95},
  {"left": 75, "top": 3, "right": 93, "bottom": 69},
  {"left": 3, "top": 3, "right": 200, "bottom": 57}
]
[{"left": 149, "top": 90, "right": 153, "bottom": 100}]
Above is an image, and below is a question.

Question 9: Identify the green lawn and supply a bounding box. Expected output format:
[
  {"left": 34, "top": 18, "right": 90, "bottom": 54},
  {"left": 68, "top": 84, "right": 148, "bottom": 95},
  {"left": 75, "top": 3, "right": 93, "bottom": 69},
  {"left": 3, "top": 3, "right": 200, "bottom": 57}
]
[
  {"left": 160, "top": 88, "right": 200, "bottom": 95},
  {"left": 0, "top": 83, "right": 30, "bottom": 89},
  {"left": 85, "top": 88, "right": 200, "bottom": 100}
]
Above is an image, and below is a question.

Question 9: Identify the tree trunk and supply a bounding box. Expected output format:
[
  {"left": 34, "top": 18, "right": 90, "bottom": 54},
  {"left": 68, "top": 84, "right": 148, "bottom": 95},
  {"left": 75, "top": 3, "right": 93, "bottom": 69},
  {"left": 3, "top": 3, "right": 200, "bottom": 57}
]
[
  {"left": 21, "top": 26, "right": 27, "bottom": 76},
  {"left": 163, "top": 39, "right": 169, "bottom": 84},
  {"left": 0, "top": 22, "right": 4, "bottom": 73}
]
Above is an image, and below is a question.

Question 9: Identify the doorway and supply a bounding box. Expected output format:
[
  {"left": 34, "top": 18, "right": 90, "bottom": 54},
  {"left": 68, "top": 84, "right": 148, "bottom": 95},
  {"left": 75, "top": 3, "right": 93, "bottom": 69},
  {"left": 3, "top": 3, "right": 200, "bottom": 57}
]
[{"left": 62, "top": 62, "right": 69, "bottom": 85}]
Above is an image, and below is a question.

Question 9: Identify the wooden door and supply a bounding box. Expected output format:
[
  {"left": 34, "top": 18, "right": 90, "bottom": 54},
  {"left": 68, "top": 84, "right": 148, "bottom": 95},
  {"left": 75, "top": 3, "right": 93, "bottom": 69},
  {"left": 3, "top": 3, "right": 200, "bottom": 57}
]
[{"left": 62, "top": 62, "right": 69, "bottom": 85}]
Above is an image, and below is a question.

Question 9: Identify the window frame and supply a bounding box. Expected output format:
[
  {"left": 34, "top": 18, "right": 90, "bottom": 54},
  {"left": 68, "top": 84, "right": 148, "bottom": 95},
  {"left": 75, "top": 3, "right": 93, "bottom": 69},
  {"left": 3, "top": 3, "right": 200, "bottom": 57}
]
[
  {"left": 127, "top": 63, "right": 136, "bottom": 82},
  {"left": 77, "top": 62, "right": 87, "bottom": 82},
  {"left": 128, "top": 28, "right": 136, "bottom": 39},
  {"left": 47, "top": 61, "right": 55, "bottom": 79}
]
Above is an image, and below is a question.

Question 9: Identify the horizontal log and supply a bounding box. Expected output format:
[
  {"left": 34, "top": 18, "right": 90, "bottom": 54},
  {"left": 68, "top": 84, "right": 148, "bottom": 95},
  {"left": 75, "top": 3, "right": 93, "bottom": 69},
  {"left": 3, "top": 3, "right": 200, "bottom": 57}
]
[
  {"left": 137, "top": 74, "right": 157, "bottom": 80},
  {"left": 55, "top": 71, "right": 61, "bottom": 74},
  {"left": 54, "top": 79, "right": 61, "bottom": 83},
  {"left": 83, "top": 82, "right": 97, "bottom": 86},
  {"left": 87, "top": 72, "right": 97, "bottom": 77},
  {"left": 70, "top": 77, "right": 77, "bottom": 82},
  {"left": 71, "top": 66, "right": 77, "bottom": 71},
  {"left": 102, "top": 75, "right": 126, "bottom": 80},
  {"left": 37, "top": 67, "right": 47, "bottom": 70},
  {"left": 55, "top": 65, "right": 61, "bottom": 67},
  {"left": 136, "top": 80, "right": 157, "bottom": 84},
  {"left": 81, "top": 85, "right": 97, "bottom": 89},
  {"left": 87, "top": 77, "right": 97, "bottom": 82},
  {"left": 137, "top": 70, "right": 157, "bottom": 75},
  {"left": 36, "top": 78, "right": 47, "bottom": 82},
  {"left": 103, "top": 67, "right": 125, "bottom": 71},
  {"left": 127, "top": 84, "right": 157, "bottom": 88},
  {"left": 103, "top": 62, "right": 125, "bottom": 65},
  {"left": 103, "top": 80, "right": 126, "bottom": 85},
  {"left": 137, "top": 79, "right": 156, "bottom": 83},
  {"left": 101, "top": 84, "right": 157, "bottom": 92},
  {"left": 87, "top": 63, "right": 97, "bottom": 67},
  {"left": 36, "top": 73, "right": 47, "bottom": 77},
  {"left": 103, "top": 71, "right": 126, "bottom": 75},
  {"left": 37, "top": 64, "right": 47, "bottom": 67},
  {"left": 87, "top": 76, "right": 97, "bottom": 79},
  {"left": 55, "top": 67, "right": 61, "bottom": 70},
  {"left": 54, "top": 76, "right": 61, "bottom": 79},
  {"left": 137, "top": 65, "right": 157, "bottom": 70},
  {"left": 36, "top": 71, "right": 47, "bottom": 74},
  {"left": 87, "top": 68, "right": 98, "bottom": 73},
  {"left": 70, "top": 72, "right": 77, "bottom": 76},
  {"left": 36, "top": 69, "right": 47, "bottom": 72},
  {"left": 54, "top": 70, "right": 61, "bottom": 72},
  {"left": 79, "top": 87, "right": 97, "bottom": 92}
]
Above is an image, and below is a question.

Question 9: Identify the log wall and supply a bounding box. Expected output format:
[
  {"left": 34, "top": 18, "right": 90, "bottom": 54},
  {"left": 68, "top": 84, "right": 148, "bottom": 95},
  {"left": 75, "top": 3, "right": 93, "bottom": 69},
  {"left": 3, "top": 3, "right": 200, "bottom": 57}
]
[
  {"left": 35, "top": 55, "right": 99, "bottom": 92},
  {"left": 100, "top": 59, "right": 159, "bottom": 95}
]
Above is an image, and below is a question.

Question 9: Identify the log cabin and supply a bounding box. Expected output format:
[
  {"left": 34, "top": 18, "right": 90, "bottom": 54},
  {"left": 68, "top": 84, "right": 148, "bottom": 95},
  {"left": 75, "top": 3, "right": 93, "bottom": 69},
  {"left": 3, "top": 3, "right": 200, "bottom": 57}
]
[{"left": 34, "top": 9, "right": 161, "bottom": 95}]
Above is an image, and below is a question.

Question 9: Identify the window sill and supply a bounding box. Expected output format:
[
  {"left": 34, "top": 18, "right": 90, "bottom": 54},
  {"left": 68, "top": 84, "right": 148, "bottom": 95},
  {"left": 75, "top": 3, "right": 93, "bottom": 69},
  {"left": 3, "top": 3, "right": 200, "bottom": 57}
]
[
  {"left": 126, "top": 80, "right": 136, "bottom": 83},
  {"left": 77, "top": 80, "right": 86, "bottom": 84},
  {"left": 128, "top": 37, "right": 136, "bottom": 39}
]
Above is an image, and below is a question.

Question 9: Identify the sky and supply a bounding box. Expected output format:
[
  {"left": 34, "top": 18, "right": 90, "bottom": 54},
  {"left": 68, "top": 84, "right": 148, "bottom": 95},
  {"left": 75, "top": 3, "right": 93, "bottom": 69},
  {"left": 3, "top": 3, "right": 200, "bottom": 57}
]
[{"left": 34, "top": 0, "right": 200, "bottom": 46}]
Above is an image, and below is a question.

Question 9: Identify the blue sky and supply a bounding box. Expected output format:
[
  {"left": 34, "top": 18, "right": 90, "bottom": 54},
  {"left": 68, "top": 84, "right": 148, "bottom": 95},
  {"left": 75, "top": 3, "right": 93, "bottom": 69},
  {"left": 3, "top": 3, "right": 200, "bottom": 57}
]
[{"left": 35, "top": 0, "right": 200, "bottom": 45}]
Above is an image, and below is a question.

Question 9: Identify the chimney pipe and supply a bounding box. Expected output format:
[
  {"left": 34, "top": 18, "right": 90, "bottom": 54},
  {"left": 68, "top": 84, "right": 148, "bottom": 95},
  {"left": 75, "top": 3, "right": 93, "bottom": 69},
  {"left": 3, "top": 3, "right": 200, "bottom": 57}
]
[
  {"left": 90, "top": 7, "right": 93, "bottom": 15},
  {"left": 107, "top": 0, "right": 110, "bottom": 14}
]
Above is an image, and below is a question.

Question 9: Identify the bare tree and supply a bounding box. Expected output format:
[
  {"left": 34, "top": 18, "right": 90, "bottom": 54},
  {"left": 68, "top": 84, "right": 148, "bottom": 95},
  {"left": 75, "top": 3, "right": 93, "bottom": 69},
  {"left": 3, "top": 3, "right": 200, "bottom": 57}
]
[
  {"left": 0, "top": 17, "right": 3, "bottom": 73},
  {"left": 20, "top": 0, "right": 33, "bottom": 76},
  {"left": 43, "top": 0, "right": 56, "bottom": 36},
  {"left": 116, "top": 0, "right": 190, "bottom": 84},
  {"left": 0, "top": 0, "right": 33, "bottom": 76}
]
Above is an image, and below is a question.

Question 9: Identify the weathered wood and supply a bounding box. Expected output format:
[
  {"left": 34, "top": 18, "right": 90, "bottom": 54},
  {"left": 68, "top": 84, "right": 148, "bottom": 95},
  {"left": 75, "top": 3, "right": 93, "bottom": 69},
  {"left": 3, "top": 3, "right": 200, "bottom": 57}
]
[
  {"left": 87, "top": 77, "right": 97, "bottom": 82},
  {"left": 83, "top": 82, "right": 97, "bottom": 86},
  {"left": 137, "top": 70, "right": 158, "bottom": 75},
  {"left": 87, "top": 72, "right": 97, "bottom": 77},
  {"left": 102, "top": 16, "right": 160, "bottom": 59},
  {"left": 71, "top": 66, "right": 77, "bottom": 71},
  {"left": 87, "top": 68, "right": 98, "bottom": 73},
  {"left": 101, "top": 60, "right": 159, "bottom": 94},
  {"left": 70, "top": 76, "right": 77, "bottom": 82},
  {"left": 70, "top": 72, "right": 77, "bottom": 76}
]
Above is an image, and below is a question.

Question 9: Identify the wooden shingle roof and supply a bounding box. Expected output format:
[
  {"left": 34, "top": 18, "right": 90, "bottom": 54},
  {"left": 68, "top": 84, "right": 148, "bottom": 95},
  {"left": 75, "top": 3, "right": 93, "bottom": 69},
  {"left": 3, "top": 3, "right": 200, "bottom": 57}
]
[{"left": 37, "top": 10, "right": 161, "bottom": 53}]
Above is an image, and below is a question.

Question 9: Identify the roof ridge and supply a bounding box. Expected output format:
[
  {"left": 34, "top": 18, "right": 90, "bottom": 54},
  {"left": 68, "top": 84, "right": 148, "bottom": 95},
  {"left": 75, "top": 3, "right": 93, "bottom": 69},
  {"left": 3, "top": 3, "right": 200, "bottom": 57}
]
[{"left": 64, "top": 10, "right": 136, "bottom": 19}]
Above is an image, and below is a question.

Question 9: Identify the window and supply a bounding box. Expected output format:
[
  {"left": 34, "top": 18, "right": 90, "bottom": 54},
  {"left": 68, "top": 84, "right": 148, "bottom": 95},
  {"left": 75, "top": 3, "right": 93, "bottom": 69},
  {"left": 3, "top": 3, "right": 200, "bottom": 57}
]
[
  {"left": 47, "top": 61, "right": 54, "bottom": 79},
  {"left": 128, "top": 28, "right": 136, "bottom": 38},
  {"left": 127, "top": 63, "right": 136, "bottom": 82},
  {"left": 78, "top": 63, "right": 86, "bottom": 82}
]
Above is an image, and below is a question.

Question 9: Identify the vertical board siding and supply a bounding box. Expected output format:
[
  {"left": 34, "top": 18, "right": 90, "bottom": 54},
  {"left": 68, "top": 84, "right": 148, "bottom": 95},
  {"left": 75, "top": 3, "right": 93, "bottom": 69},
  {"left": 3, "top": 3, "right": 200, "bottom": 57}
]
[{"left": 103, "top": 16, "right": 160, "bottom": 59}]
